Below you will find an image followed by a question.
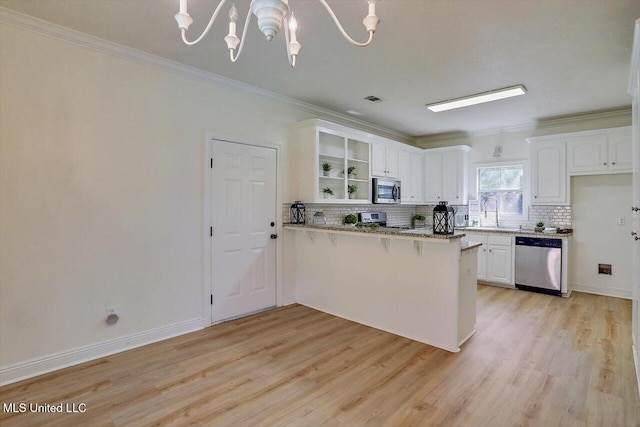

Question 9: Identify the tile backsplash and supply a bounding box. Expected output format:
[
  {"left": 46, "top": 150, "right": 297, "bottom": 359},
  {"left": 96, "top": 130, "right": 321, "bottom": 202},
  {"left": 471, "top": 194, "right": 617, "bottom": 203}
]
[
  {"left": 283, "top": 202, "right": 572, "bottom": 229},
  {"left": 283, "top": 203, "right": 418, "bottom": 226}
]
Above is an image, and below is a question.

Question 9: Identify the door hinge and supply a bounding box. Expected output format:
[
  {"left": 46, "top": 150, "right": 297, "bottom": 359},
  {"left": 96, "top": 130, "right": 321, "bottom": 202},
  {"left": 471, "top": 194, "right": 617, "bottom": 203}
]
[
  {"left": 211, "top": 294, "right": 213, "bottom": 305},
  {"left": 210, "top": 158, "right": 213, "bottom": 169},
  {"left": 210, "top": 227, "right": 213, "bottom": 237}
]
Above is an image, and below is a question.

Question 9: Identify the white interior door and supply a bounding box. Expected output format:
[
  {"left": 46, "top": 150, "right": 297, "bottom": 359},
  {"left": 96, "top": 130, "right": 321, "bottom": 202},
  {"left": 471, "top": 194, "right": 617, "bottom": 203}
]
[{"left": 211, "top": 140, "right": 277, "bottom": 323}]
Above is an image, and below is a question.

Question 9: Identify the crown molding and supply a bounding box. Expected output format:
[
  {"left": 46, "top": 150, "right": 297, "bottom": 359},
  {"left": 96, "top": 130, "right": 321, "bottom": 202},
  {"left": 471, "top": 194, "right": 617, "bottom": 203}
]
[
  {"left": 417, "top": 107, "right": 632, "bottom": 142},
  {"left": 535, "top": 107, "right": 631, "bottom": 128},
  {"left": 0, "top": 7, "right": 413, "bottom": 144},
  {"left": 471, "top": 107, "right": 632, "bottom": 137}
]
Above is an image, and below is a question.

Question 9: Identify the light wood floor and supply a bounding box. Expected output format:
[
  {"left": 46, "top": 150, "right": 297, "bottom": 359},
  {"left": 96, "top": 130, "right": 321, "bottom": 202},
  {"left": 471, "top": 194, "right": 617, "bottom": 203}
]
[{"left": 1, "top": 285, "right": 639, "bottom": 426}]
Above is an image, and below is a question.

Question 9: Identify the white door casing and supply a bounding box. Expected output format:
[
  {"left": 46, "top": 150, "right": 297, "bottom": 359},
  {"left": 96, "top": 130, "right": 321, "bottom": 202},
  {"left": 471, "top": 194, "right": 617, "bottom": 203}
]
[{"left": 211, "top": 140, "right": 277, "bottom": 323}]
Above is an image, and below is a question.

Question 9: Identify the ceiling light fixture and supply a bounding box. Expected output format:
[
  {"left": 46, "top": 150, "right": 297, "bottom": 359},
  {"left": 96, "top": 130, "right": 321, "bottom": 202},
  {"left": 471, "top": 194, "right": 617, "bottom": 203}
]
[
  {"left": 426, "top": 85, "right": 527, "bottom": 112},
  {"left": 174, "top": 0, "right": 380, "bottom": 68}
]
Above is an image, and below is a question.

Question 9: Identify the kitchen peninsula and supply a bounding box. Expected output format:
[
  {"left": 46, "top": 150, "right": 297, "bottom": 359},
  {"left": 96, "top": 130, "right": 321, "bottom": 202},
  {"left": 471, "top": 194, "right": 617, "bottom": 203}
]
[{"left": 284, "top": 225, "right": 480, "bottom": 352}]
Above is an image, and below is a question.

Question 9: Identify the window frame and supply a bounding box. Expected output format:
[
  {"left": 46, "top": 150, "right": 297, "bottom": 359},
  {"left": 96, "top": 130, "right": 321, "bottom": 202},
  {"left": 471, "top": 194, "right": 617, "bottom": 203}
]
[{"left": 474, "top": 159, "right": 529, "bottom": 221}]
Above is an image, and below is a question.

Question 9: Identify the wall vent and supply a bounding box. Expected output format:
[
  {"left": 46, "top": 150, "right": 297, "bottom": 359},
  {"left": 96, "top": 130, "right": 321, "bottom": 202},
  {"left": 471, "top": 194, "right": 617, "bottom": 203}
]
[
  {"left": 598, "top": 264, "right": 612, "bottom": 275},
  {"left": 364, "top": 95, "right": 383, "bottom": 103}
]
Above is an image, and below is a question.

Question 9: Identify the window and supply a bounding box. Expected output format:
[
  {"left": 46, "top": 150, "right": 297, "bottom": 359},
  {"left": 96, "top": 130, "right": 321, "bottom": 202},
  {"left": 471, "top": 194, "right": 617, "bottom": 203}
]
[{"left": 477, "top": 164, "right": 525, "bottom": 217}]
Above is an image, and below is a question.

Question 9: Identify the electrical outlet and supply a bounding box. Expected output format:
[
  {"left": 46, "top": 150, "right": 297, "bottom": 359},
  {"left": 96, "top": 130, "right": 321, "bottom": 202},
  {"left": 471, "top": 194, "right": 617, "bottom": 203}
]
[{"left": 106, "top": 307, "right": 117, "bottom": 316}]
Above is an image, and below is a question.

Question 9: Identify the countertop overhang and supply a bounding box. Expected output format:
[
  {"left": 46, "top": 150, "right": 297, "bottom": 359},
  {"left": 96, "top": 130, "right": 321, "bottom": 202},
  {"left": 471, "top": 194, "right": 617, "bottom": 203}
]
[{"left": 283, "top": 224, "right": 466, "bottom": 241}]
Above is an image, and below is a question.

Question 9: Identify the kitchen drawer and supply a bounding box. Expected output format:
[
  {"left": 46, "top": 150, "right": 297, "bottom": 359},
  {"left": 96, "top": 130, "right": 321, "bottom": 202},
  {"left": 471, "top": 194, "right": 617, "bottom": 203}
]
[{"left": 488, "top": 235, "right": 513, "bottom": 246}]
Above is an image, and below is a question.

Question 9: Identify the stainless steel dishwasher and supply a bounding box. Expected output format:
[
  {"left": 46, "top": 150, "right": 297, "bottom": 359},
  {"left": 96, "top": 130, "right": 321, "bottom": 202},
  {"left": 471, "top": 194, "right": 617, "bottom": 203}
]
[{"left": 515, "top": 237, "right": 562, "bottom": 296}]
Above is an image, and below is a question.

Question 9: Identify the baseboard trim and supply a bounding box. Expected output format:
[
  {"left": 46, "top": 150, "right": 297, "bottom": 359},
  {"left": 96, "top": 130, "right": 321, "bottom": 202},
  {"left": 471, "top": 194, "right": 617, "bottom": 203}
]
[
  {"left": 571, "top": 284, "right": 632, "bottom": 300},
  {"left": 0, "top": 317, "right": 205, "bottom": 386}
]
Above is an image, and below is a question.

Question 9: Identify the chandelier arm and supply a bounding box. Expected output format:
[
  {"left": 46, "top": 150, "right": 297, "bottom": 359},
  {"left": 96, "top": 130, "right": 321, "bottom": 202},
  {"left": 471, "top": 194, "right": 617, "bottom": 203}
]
[
  {"left": 229, "top": 7, "right": 253, "bottom": 62},
  {"left": 316, "top": 0, "right": 375, "bottom": 47},
  {"left": 284, "top": 16, "right": 294, "bottom": 67},
  {"left": 180, "top": 0, "right": 228, "bottom": 46}
]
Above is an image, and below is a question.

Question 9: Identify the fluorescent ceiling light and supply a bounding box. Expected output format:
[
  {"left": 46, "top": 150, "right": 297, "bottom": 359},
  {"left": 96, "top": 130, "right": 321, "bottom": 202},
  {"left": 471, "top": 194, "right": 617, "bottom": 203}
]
[{"left": 426, "top": 85, "right": 527, "bottom": 112}]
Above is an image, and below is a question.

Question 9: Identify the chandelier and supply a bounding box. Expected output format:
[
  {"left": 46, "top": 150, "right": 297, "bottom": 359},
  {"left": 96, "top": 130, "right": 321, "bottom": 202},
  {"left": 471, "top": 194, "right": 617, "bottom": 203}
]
[{"left": 174, "top": 0, "right": 380, "bottom": 68}]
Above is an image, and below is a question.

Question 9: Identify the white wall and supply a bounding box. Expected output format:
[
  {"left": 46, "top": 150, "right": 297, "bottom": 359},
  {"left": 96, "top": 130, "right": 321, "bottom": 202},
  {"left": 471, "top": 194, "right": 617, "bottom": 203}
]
[
  {"left": 0, "top": 20, "right": 343, "bottom": 382},
  {"left": 570, "top": 174, "right": 633, "bottom": 298}
]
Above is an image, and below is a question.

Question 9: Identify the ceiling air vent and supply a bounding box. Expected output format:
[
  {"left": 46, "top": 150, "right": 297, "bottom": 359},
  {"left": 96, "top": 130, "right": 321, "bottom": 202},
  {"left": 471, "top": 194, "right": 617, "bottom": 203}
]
[{"left": 364, "top": 95, "right": 384, "bottom": 103}]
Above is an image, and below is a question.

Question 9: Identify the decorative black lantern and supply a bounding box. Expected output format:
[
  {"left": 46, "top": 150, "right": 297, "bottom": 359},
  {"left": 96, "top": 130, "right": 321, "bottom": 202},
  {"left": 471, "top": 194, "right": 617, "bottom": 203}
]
[
  {"left": 290, "top": 201, "right": 306, "bottom": 224},
  {"left": 433, "top": 201, "right": 455, "bottom": 235}
]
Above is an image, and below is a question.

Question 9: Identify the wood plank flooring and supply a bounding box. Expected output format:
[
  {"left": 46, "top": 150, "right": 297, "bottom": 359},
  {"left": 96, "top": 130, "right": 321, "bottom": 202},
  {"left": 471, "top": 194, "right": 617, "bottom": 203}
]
[{"left": 1, "top": 285, "right": 639, "bottom": 426}]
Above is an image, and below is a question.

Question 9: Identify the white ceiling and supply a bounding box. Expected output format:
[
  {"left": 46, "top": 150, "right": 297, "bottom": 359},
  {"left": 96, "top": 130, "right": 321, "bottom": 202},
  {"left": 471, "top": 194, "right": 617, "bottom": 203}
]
[{"left": 2, "top": 0, "right": 639, "bottom": 138}]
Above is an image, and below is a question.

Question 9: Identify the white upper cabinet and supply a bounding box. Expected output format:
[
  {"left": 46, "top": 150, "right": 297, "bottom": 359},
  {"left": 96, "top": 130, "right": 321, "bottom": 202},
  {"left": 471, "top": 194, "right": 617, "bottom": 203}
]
[
  {"left": 529, "top": 126, "right": 632, "bottom": 205},
  {"left": 567, "top": 127, "right": 633, "bottom": 175},
  {"left": 530, "top": 140, "right": 568, "bottom": 205},
  {"left": 398, "top": 148, "right": 424, "bottom": 204},
  {"left": 294, "top": 120, "right": 372, "bottom": 204},
  {"left": 410, "top": 152, "right": 424, "bottom": 204},
  {"left": 371, "top": 141, "right": 399, "bottom": 178},
  {"left": 424, "top": 151, "right": 442, "bottom": 203},
  {"left": 608, "top": 130, "right": 633, "bottom": 172},
  {"left": 423, "top": 146, "right": 470, "bottom": 205},
  {"left": 567, "top": 136, "right": 608, "bottom": 173}
]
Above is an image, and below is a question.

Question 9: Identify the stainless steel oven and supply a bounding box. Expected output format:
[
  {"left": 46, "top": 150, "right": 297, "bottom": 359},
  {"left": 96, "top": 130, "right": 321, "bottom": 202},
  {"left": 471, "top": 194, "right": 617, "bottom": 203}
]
[{"left": 372, "top": 178, "right": 401, "bottom": 204}]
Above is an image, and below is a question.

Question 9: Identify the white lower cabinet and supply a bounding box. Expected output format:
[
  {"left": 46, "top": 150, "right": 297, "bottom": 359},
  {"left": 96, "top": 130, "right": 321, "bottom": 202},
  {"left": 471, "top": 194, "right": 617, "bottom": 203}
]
[
  {"left": 486, "top": 242, "right": 512, "bottom": 284},
  {"left": 463, "top": 234, "right": 514, "bottom": 286}
]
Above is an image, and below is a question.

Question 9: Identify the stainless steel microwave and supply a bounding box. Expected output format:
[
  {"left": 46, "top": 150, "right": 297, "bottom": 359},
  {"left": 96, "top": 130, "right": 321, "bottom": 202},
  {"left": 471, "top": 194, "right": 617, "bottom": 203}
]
[{"left": 372, "top": 178, "right": 401, "bottom": 204}]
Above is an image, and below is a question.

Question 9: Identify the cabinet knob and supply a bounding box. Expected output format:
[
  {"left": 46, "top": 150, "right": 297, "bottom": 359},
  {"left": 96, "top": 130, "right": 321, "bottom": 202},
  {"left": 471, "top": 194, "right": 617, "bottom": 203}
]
[
  {"left": 534, "top": 195, "right": 537, "bottom": 198},
  {"left": 603, "top": 162, "right": 607, "bottom": 165},
  {"left": 612, "top": 162, "right": 616, "bottom": 165},
  {"left": 632, "top": 231, "right": 638, "bottom": 236}
]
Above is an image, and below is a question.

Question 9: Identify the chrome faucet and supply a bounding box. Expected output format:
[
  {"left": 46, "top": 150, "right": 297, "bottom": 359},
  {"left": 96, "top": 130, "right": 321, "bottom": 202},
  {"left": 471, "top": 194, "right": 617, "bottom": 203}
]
[{"left": 483, "top": 197, "right": 499, "bottom": 227}]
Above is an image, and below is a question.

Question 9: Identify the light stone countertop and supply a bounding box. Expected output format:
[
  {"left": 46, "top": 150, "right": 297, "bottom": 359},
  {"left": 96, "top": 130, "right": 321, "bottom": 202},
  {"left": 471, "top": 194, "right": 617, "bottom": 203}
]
[
  {"left": 283, "top": 223, "right": 466, "bottom": 240},
  {"left": 460, "top": 241, "right": 483, "bottom": 252},
  {"left": 457, "top": 227, "right": 573, "bottom": 238},
  {"left": 284, "top": 223, "right": 572, "bottom": 239}
]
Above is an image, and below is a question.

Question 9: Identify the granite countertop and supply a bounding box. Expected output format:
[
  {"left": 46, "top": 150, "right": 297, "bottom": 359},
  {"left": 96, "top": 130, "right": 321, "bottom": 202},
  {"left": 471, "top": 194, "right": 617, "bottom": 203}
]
[
  {"left": 460, "top": 241, "right": 483, "bottom": 252},
  {"left": 457, "top": 227, "right": 573, "bottom": 238},
  {"left": 283, "top": 223, "right": 466, "bottom": 240}
]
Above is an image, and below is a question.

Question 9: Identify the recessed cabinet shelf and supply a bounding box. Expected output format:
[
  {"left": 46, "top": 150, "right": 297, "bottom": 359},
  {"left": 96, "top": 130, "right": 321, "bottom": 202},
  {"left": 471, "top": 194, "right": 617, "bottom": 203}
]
[
  {"left": 347, "top": 157, "right": 369, "bottom": 164},
  {"left": 295, "top": 120, "right": 373, "bottom": 204}
]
